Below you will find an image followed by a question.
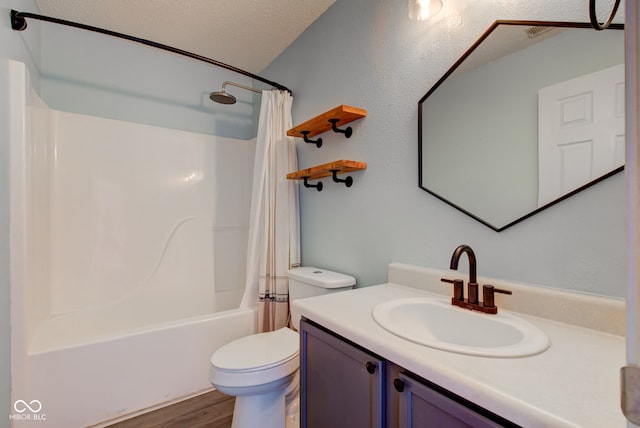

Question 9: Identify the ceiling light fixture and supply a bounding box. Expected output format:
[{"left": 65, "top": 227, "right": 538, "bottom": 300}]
[{"left": 408, "top": 0, "right": 443, "bottom": 21}]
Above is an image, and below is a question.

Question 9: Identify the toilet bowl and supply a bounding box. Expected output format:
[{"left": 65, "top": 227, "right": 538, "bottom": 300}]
[
  {"left": 209, "top": 267, "right": 355, "bottom": 428},
  {"left": 210, "top": 328, "right": 299, "bottom": 428}
]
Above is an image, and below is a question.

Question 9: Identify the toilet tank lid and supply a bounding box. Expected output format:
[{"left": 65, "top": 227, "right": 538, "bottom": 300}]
[{"left": 287, "top": 267, "right": 356, "bottom": 288}]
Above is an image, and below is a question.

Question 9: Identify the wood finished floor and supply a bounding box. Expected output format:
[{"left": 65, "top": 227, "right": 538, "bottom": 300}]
[{"left": 103, "top": 390, "right": 234, "bottom": 428}]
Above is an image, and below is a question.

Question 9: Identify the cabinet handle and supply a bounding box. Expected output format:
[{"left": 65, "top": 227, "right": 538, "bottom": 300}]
[
  {"left": 393, "top": 378, "right": 405, "bottom": 392},
  {"left": 365, "top": 361, "right": 376, "bottom": 374}
]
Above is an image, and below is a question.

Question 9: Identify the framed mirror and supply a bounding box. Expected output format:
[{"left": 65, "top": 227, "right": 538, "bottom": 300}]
[{"left": 418, "top": 21, "right": 624, "bottom": 231}]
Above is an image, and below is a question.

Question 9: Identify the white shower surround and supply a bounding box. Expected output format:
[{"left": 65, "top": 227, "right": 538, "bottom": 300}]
[{"left": 10, "top": 60, "right": 257, "bottom": 426}]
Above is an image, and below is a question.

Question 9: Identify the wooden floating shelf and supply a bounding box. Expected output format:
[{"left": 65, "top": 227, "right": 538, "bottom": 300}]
[
  {"left": 286, "top": 160, "right": 367, "bottom": 181},
  {"left": 287, "top": 105, "right": 367, "bottom": 139}
]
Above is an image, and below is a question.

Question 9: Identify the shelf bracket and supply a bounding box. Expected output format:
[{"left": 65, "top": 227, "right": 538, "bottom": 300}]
[
  {"left": 330, "top": 170, "right": 353, "bottom": 187},
  {"left": 286, "top": 160, "right": 366, "bottom": 190},
  {"left": 300, "top": 131, "right": 322, "bottom": 148},
  {"left": 328, "top": 118, "right": 353, "bottom": 138},
  {"left": 302, "top": 177, "right": 323, "bottom": 191}
]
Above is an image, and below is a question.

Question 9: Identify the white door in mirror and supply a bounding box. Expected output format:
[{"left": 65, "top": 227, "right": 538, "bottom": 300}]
[{"left": 538, "top": 63, "right": 624, "bottom": 207}]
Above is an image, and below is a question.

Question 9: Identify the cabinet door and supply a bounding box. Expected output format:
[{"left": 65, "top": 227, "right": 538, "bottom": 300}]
[
  {"left": 394, "top": 373, "right": 509, "bottom": 428},
  {"left": 300, "top": 319, "right": 384, "bottom": 428}
]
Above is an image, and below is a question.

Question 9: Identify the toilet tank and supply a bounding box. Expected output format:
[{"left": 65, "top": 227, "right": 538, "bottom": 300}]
[{"left": 288, "top": 267, "right": 355, "bottom": 330}]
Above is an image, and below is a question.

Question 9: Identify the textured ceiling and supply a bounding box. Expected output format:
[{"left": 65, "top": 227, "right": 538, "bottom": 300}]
[{"left": 34, "top": 0, "right": 335, "bottom": 74}]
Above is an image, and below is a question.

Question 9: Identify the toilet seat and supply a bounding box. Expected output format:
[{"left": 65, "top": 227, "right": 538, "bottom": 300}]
[{"left": 210, "top": 327, "right": 299, "bottom": 388}]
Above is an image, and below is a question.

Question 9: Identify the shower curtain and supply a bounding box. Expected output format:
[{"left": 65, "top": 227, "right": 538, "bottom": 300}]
[{"left": 240, "top": 90, "right": 300, "bottom": 332}]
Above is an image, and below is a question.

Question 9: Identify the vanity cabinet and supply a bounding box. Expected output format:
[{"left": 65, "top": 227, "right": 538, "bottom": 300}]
[
  {"left": 390, "top": 368, "right": 508, "bottom": 427},
  {"left": 300, "top": 319, "right": 519, "bottom": 428},
  {"left": 300, "top": 319, "right": 384, "bottom": 428}
]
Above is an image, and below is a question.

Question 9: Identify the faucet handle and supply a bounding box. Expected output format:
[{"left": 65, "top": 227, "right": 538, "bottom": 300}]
[
  {"left": 441, "top": 277, "right": 464, "bottom": 301},
  {"left": 482, "top": 285, "right": 512, "bottom": 309}
]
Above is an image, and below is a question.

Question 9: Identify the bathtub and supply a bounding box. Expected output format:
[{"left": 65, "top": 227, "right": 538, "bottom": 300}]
[
  {"left": 9, "top": 60, "right": 257, "bottom": 427},
  {"left": 23, "top": 305, "right": 256, "bottom": 427}
]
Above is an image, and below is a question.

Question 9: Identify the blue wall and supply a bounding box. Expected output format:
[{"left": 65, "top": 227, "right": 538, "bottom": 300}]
[
  {"left": 263, "top": 0, "right": 626, "bottom": 298},
  {"left": 39, "top": 23, "right": 259, "bottom": 139}
]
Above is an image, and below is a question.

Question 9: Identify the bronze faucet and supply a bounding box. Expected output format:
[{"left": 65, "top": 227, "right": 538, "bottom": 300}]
[
  {"left": 449, "top": 244, "right": 478, "bottom": 304},
  {"left": 441, "top": 244, "right": 512, "bottom": 314}
]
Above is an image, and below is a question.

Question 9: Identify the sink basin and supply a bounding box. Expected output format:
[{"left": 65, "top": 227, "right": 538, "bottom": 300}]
[{"left": 372, "top": 297, "right": 549, "bottom": 357}]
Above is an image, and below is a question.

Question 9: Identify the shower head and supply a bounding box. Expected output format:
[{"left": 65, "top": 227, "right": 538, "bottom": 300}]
[
  {"left": 209, "top": 81, "right": 264, "bottom": 105},
  {"left": 209, "top": 89, "right": 237, "bottom": 105}
]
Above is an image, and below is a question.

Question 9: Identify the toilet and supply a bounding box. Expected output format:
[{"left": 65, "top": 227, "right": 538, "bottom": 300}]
[{"left": 209, "top": 267, "right": 355, "bottom": 428}]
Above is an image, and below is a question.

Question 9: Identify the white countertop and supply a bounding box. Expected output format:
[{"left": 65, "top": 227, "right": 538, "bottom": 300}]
[{"left": 292, "top": 282, "right": 626, "bottom": 427}]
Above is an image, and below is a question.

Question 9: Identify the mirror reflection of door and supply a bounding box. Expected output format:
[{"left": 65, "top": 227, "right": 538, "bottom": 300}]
[
  {"left": 418, "top": 21, "right": 624, "bottom": 231},
  {"left": 538, "top": 64, "right": 625, "bottom": 207}
]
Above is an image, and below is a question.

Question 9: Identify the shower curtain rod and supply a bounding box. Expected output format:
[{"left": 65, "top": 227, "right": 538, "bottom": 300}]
[{"left": 10, "top": 10, "right": 292, "bottom": 95}]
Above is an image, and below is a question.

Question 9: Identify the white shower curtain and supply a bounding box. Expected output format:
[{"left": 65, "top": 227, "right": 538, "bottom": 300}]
[{"left": 240, "top": 90, "right": 300, "bottom": 332}]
